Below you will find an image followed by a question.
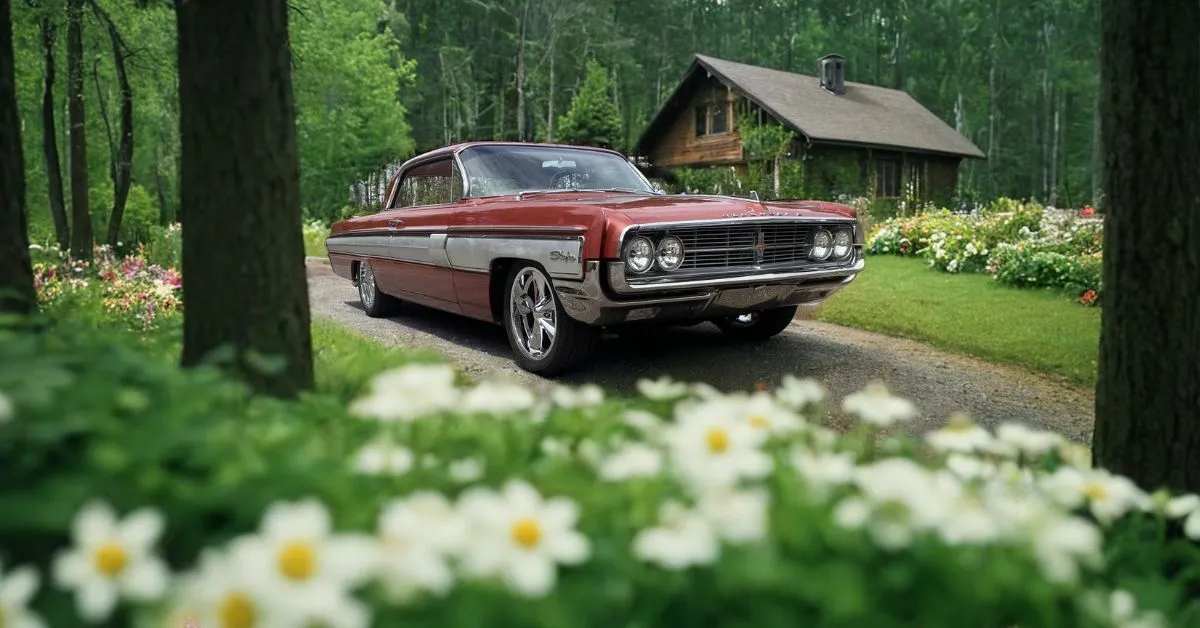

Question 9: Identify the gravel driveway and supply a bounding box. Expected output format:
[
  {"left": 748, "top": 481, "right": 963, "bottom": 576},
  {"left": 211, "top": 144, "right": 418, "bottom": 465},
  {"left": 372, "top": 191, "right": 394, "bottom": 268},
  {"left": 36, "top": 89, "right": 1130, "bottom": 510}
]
[{"left": 307, "top": 258, "right": 1094, "bottom": 442}]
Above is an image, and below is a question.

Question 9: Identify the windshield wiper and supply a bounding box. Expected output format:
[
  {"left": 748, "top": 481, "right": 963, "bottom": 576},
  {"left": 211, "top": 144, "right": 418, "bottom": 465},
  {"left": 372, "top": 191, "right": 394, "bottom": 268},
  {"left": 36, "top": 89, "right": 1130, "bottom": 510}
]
[{"left": 516, "top": 187, "right": 656, "bottom": 200}]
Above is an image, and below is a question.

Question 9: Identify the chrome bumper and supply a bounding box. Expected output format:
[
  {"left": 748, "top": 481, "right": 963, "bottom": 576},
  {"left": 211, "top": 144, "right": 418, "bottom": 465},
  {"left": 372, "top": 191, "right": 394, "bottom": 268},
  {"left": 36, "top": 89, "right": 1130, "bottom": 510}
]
[{"left": 554, "top": 257, "right": 865, "bottom": 326}]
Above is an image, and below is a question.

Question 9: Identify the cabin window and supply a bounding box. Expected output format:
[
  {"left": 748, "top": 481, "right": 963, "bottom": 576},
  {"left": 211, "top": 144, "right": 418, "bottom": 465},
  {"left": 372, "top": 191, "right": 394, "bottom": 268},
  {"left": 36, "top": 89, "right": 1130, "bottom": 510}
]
[
  {"left": 694, "top": 96, "right": 729, "bottom": 138},
  {"left": 393, "top": 158, "right": 461, "bottom": 208},
  {"left": 875, "top": 159, "right": 900, "bottom": 198}
]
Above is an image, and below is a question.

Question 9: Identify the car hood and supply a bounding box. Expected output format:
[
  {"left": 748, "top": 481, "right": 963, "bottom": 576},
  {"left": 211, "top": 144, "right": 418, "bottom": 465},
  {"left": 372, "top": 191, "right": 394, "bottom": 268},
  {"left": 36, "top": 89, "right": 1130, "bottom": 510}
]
[{"left": 557, "top": 192, "right": 857, "bottom": 226}]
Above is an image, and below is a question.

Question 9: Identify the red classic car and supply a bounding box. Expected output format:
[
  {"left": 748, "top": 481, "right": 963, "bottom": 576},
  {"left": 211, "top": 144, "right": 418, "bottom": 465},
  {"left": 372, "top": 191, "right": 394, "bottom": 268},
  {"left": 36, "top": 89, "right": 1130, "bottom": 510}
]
[{"left": 326, "top": 141, "right": 864, "bottom": 375}]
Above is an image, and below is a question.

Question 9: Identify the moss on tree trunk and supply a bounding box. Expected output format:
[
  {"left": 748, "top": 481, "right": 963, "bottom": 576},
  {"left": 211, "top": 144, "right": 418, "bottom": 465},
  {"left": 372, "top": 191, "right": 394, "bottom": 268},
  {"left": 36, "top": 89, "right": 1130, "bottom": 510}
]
[
  {"left": 1092, "top": 0, "right": 1200, "bottom": 492},
  {"left": 175, "top": 0, "right": 314, "bottom": 397}
]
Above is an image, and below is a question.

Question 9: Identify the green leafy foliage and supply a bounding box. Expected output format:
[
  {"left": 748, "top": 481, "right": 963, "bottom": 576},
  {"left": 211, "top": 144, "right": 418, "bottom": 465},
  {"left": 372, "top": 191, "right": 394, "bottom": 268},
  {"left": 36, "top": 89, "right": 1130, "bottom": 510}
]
[
  {"left": 1, "top": 314, "right": 1199, "bottom": 626},
  {"left": 556, "top": 60, "right": 623, "bottom": 149}
]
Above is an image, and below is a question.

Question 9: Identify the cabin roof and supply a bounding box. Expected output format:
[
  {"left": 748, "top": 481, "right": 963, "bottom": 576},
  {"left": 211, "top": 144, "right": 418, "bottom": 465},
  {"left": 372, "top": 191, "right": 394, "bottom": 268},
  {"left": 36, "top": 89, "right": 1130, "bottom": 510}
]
[{"left": 635, "top": 54, "right": 985, "bottom": 160}]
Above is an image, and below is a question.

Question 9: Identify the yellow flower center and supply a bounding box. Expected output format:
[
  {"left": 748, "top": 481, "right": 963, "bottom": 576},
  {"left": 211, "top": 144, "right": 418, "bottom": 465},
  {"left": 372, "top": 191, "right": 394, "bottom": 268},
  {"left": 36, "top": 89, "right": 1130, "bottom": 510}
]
[
  {"left": 93, "top": 542, "right": 128, "bottom": 577},
  {"left": 1083, "top": 482, "right": 1110, "bottom": 502},
  {"left": 706, "top": 427, "right": 730, "bottom": 453},
  {"left": 749, "top": 416, "right": 770, "bottom": 429},
  {"left": 218, "top": 591, "right": 256, "bottom": 628},
  {"left": 277, "top": 541, "right": 317, "bottom": 581},
  {"left": 511, "top": 518, "right": 542, "bottom": 549}
]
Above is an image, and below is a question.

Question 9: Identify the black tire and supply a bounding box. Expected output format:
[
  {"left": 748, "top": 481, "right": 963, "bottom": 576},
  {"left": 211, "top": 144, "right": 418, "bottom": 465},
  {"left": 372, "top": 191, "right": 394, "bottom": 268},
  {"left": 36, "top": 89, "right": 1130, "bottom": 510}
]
[
  {"left": 502, "top": 262, "right": 600, "bottom": 376},
  {"left": 356, "top": 260, "right": 402, "bottom": 318},
  {"left": 712, "top": 306, "right": 798, "bottom": 340}
]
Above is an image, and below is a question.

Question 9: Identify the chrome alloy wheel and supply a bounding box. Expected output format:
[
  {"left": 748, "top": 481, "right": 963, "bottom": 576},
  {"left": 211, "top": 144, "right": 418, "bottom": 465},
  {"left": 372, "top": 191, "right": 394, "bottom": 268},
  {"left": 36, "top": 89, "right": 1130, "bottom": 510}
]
[
  {"left": 508, "top": 266, "right": 557, "bottom": 360},
  {"left": 358, "top": 261, "right": 376, "bottom": 310}
]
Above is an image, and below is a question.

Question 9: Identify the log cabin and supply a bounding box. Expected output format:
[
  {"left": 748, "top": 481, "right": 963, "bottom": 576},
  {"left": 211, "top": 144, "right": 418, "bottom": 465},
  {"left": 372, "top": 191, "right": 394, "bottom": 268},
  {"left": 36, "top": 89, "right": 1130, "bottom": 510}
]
[{"left": 633, "top": 54, "right": 985, "bottom": 206}]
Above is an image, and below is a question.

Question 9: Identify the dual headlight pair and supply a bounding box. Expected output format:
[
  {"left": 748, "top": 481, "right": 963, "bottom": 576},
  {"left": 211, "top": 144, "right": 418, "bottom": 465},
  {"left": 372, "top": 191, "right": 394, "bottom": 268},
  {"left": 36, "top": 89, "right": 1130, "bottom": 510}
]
[
  {"left": 813, "top": 228, "right": 855, "bottom": 261},
  {"left": 624, "top": 235, "right": 683, "bottom": 274}
]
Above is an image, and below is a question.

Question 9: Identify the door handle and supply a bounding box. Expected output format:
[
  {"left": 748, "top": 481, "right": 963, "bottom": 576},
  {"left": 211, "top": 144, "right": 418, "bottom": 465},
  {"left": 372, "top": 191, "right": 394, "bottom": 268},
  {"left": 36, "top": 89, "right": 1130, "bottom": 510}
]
[{"left": 388, "top": 218, "right": 404, "bottom": 228}]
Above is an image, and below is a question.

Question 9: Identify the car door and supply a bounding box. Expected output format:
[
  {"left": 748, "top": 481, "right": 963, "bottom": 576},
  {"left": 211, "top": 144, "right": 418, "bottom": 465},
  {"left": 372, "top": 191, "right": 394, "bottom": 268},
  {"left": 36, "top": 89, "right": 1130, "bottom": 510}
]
[{"left": 375, "top": 155, "right": 462, "bottom": 312}]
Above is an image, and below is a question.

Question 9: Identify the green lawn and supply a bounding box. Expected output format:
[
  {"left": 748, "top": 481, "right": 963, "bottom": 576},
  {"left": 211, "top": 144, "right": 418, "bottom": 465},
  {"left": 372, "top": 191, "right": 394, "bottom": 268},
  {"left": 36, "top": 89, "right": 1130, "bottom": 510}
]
[{"left": 817, "top": 255, "right": 1101, "bottom": 386}]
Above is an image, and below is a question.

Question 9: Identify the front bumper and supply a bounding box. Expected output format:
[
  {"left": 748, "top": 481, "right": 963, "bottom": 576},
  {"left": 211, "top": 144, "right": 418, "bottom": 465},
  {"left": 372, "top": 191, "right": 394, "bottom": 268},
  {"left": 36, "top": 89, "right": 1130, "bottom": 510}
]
[{"left": 554, "top": 257, "right": 865, "bottom": 326}]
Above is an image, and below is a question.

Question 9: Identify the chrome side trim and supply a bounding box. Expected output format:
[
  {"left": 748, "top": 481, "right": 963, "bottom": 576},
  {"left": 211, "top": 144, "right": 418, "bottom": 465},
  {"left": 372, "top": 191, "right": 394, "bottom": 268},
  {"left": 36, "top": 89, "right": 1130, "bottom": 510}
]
[
  {"left": 444, "top": 235, "right": 585, "bottom": 280},
  {"left": 392, "top": 234, "right": 436, "bottom": 265},
  {"left": 325, "top": 235, "right": 391, "bottom": 259},
  {"left": 429, "top": 233, "right": 451, "bottom": 267},
  {"left": 445, "top": 225, "right": 588, "bottom": 234},
  {"left": 606, "top": 257, "right": 866, "bottom": 293}
]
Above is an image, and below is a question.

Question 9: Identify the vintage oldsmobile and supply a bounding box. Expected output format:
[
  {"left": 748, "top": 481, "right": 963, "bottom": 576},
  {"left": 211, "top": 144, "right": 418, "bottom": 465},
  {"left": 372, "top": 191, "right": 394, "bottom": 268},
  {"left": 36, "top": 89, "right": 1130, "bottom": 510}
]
[{"left": 326, "top": 142, "right": 865, "bottom": 375}]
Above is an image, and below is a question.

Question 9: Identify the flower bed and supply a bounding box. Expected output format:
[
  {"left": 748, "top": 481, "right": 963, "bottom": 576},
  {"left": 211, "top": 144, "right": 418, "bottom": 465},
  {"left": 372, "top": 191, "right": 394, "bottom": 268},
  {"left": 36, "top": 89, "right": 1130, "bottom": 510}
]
[
  {"left": 866, "top": 200, "right": 1104, "bottom": 305},
  {"left": 30, "top": 242, "right": 182, "bottom": 331},
  {"left": 1, "top": 319, "right": 1198, "bottom": 627}
]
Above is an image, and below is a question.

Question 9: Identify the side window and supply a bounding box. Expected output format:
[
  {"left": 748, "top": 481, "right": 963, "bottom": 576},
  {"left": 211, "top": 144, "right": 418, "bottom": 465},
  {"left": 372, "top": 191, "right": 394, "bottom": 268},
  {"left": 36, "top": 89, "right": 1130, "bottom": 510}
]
[{"left": 391, "top": 158, "right": 461, "bottom": 209}]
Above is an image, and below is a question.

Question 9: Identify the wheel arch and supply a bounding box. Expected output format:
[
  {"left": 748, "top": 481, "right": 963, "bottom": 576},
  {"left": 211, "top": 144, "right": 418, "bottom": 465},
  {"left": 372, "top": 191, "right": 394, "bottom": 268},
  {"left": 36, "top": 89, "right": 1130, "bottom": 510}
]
[{"left": 489, "top": 257, "right": 554, "bottom": 323}]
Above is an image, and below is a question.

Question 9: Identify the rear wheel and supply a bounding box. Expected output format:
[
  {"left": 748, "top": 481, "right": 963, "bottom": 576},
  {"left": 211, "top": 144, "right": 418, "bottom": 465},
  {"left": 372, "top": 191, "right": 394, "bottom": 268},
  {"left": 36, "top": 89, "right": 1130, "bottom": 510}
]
[
  {"left": 357, "top": 260, "right": 401, "bottom": 318},
  {"left": 503, "top": 263, "right": 599, "bottom": 376},
  {"left": 712, "top": 306, "right": 798, "bottom": 341}
]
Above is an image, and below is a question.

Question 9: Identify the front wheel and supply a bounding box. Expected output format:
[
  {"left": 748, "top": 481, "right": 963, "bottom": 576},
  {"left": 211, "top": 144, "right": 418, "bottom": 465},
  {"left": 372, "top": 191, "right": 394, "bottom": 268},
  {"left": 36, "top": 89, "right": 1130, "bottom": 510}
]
[
  {"left": 503, "top": 263, "right": 600, "bottom": 376},
  {"left": 712, "top": 306, "right": 798, "bottom": 341}
]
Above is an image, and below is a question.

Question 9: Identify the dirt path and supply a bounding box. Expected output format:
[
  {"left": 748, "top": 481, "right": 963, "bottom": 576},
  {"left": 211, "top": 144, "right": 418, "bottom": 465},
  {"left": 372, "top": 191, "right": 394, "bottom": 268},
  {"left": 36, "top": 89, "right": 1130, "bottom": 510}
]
[{"left": 306, "top": 258, "right": 1094, "bottom": 442}]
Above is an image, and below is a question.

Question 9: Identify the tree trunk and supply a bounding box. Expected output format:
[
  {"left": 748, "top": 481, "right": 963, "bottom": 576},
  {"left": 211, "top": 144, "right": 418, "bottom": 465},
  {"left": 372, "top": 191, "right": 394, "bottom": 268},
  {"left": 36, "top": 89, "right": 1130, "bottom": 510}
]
[
  {"left": 546, "top": 51, "right": 554, "bottom": 143},
  {"left": 175, "top": 0, "right": 314, "bottom": 397},
  {"left": 1092, "top": 0, "right": 1200, "bottom": 494},
  {"left": 514, "top": 2, "right": 528, "bottom": 142},
  {"left": 66, "top": 0, "right": 92, "bottom": 261},
  {"left": 39, "top": 17, "right": 70, "bottom": 251},
  {"left": 93, "top": 3, "right": 133, "bottom": 248},
  {"left": 0, "top": 0, "right": 36, "bottom": 315}
]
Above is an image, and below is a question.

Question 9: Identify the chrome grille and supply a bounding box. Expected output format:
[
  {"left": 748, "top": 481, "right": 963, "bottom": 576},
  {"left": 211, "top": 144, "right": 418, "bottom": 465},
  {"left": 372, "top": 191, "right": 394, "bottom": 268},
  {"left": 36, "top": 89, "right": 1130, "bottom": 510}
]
[{"left": 654, "top": 222, "right": 819, "bottom": 271}]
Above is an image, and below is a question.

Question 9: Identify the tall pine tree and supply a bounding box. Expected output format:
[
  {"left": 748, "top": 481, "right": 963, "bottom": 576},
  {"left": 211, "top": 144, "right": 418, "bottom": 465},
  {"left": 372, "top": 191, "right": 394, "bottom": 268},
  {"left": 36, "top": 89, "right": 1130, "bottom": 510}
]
[{"left": 556, "top": 60, "right": 623, "bottom": 150}]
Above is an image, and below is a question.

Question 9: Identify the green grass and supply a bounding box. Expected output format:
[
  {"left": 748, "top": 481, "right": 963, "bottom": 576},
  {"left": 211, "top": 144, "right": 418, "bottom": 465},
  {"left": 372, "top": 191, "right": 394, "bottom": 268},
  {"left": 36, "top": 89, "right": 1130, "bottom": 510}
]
[
  {"left": 304, "top": 225, "right": 330, "bottom": 258},
  {"left": 817, "top": 255, "right": 1101, "bottom": 386},
  {"left": 311, "top": 318, "right": 445, "bottom": 399}
]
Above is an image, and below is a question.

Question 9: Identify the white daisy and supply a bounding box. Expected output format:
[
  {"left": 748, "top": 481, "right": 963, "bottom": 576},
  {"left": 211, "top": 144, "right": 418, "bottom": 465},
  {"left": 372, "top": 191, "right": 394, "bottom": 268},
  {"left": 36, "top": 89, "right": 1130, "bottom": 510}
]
[
  {"left": 664, "top": 398, "right": 772, "bottom": 491},
  {"left": 550, "top": 384, "right": 605, "bottom": 408},
  {"left": 376, "top": 492, "right": 468, "bottom": 602},
  {"left": 461, "top": 379, "right": 535, "bottom": 415},
  {"left": 455, "top": 480, "right": 590, "bottom": 597},
  {"left": 170, "top": 545, "right": 297, "bottom": 628},
  {"left": 636, "top": 375, "right": 689, "bottom": 401},
  {"left": 994, "top": 422, "right": 1064, "bottom": 458},
  {"left": 449, "top": 457, "right": 485, "bottom": 483},
  {"left": 696, "top": 488, "right": 769, "bottom": 543},
  {"left": 841, "top": 381, "right": 917, "bottom": 427},
  {"left": 631, "top": 501, "right": 719, "bottom": 569},
  {"left": 620, "top": 409, "right": 665, "bottom": 438},
  {"left": 233, "top": 498, "right": 377, "bottom": 599},
  {"left": 774, "top": 375, "right": 826, "bottom": 411},
  {"left": 351, "top": 439, "right": 414, "bottom": 476},
  {"left": 925, "top": 413, "right": 994, "bottom": 453},
  {"left": 791, "top": 448, "right": 856, "bottom": 499},
  {"left": 1029, "top": 514, "right": 1103, "bottom": 584},
  {"left": 349, "top": 364, "right": 460, "bottom": 422},
  {"left": 1039, "top": 467, "right": 1150, "bottom": 524},
  {"left": 598, "top": 442, "right": 663, "bottom": 481},
  {"left": 0, "top": 561, "right": 44, "bottom": 628},
  {"left": 739, "top": 392, "right": 805, "bottom": 436},
  {"left": 52, "top": 501, "right": 170, "bottom": 622}
]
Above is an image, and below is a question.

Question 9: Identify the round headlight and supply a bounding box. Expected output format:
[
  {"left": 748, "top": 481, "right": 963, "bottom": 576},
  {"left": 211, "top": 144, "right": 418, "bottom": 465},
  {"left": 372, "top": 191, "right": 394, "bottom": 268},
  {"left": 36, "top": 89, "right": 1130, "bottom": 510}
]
[
  {"left": 810, "top": 229, "right": 833, "bottom": 260},
  {"left": 624, "top": 237, "right": 655, "bottom": 273},
  {"left": 656, "top": 236, "right": 685, "bottom": 271},
  {"left": 833, "top": 230, "right": 853, "bottom": 259}
]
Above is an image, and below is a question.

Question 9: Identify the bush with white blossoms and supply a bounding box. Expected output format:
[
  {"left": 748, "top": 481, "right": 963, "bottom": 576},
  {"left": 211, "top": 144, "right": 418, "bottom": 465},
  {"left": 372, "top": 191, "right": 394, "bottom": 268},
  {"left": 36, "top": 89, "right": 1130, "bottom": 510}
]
[
  {"left": 2, "top": 321, "right": 1200, "bottom": 627},
  {"left": 866, "top": 198, "right": 1105, "bottom": 302}
]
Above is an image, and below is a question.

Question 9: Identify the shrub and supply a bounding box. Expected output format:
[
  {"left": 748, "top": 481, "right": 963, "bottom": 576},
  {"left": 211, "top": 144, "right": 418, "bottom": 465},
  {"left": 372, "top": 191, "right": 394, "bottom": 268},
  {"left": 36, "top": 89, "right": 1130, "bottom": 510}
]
[
  {"left": 304, "top": 218, "right": 331, "bottom": 258},
  {"left": 1, "top": 317, "right": 1199, "bottom": 626},
  {"left": 88, "top": 183, "right": 160, "bottom": 249}
]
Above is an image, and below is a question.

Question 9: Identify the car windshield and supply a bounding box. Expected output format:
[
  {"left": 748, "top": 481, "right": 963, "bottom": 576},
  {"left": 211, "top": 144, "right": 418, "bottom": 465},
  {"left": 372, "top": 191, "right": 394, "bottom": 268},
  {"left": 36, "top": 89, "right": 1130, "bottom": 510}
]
[{"left": 457, "top": 144, "right": 658, "bottom": 198}]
